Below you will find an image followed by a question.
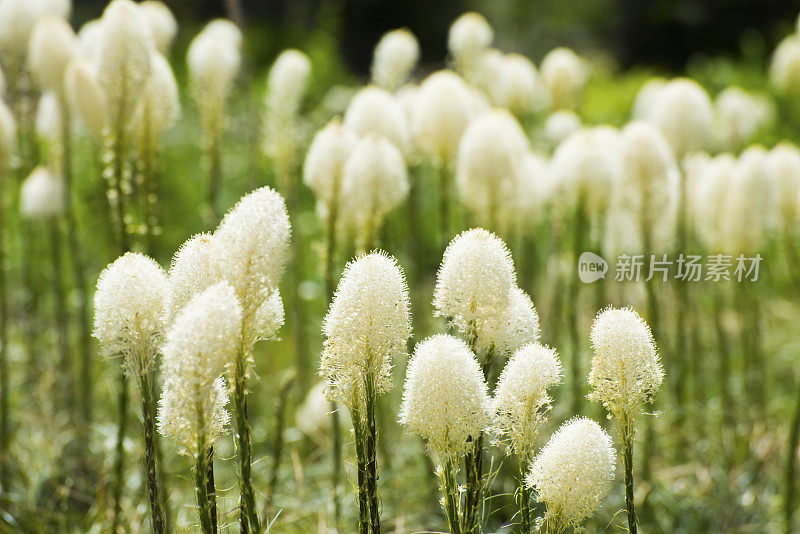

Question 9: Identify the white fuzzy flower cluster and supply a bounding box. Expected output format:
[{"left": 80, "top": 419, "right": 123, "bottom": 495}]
[
  {"left": 448, "top": 12, "right": 493, "bottom": 76},
  {"left": 35, "top": 92, "right": 61, "bottom": 148},
  {"left": 722, "top": 146, "right": 773, "bottom": 256},
  {"left": 28, "top": 14, "right": 76, "bottom": 95},
  {"left": 344, "top": 85, "right": 410, "bottom": 156},
  {"left": 770, "top": 33, "right": 800, "bottom": 95},
  {"left": 340, "top": 134, "right": 409, "bottom": 247},
  {"left": 456, "top": 109, "right": 529, "bottom": 227},
  {"left": 550, "top": 126, "right": 620, "bottom": 219},
  {"left": 93, "top": 252, "right": 168, "bottom": 378},
  {"left": 526, "top": 417, "right": 616, "bottom": 531},
  {"left": 603, "top": 121, "right": 679, "bottom": 258},
  {"left": 20, "top": 165, "right": 64, "bottom": 218},
  {"left": 478, "top": 52, "right": 548, "bottom": 118},
  {"left": 134, "top": 50, "right": 180, "bottom": 155},
  {"left": 303, "top": 117, "right": 358, "bottom": 209},
  {"left": 138, "top": 0, "right": 177, "bottom": 54},
  {"left": 714, "top": 87, "right": 772, "bottom": 151},
  {"left": 399, "top": 334, "right": 492, "bottom": 461},
  {"left": 0, "top": 0, "right": 69, "bottom": 70},
  {"left": 767, "top": 142, "right": 800, "bottom": 230},
  {"left": 165, "top": 232, "right": 219, "bottom": 323},
  {"left": 588, "top": 307, "right": 663, "bottom": 417},
  {"left": 214, "top": 186, "right": 290, "bottom": 348},
  {"left": 187, "top": 18, "right": 241, "bottom": 132},
  {"left": 493, "top": 343, "right": 562, "bottom": 460},
  {"left": 371, "top": 28, "right": 419, "bottom": 91},
  {"left": 543, "top": 109, "right": 581, "bottom": 147},
  {"left": 157, "top": 281, "right": 241, "bottom": 455},
  {"left": 64, "top": 58, "right": 106, "bottom": 139},
  {"left": 640, "top": 77, "right": 713, "bottom": 158},
  {"left": 686, "top": 152, "right": 736, "bottom": 253},
  {"left": 434, "top": 228, "right": 538, "bottom": 354},
  {"left": 264, "top": 49, "right": 312, "bottom": 166},
  {"left": 540, "top": 47, "right": 587, "bottom": 111},
  {"left": 411, "top": 70, "right": 475, "bottom": 165},
  {"left": 321, "top": 251, "right": 411, "bottom": 408}
]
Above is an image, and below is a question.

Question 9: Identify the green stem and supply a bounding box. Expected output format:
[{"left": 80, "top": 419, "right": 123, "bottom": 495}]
[
  {"left": 111, "top": 372, "right": 129, "bottom": 531},
  {"left": 351, "top": 404, "right": 370, "bottom": 534},
  {"left": 139, "top": 371, "right": 165, "bottom": 533},
  {"left": 365, "top": 376, "right": 380, "bottom": 534},
  {"left": 438, "top": 162, "right": 451, "bottom": 246},
  {"left": 233, "top": 351, "right": 259, "bottom": 533},
  {"left": 205, "top": 446, "right": 217, "bottom": 534},
  {"left": 785, "top": 379, "right": 800, "bottom": 534},
  {"left": 263, "top": 375, "right": 294, "bottom": 518},
  {"left": 623, "top": 422, "right": 638, "bottom": 534},
  {"left": 442, "top": 458, "right": 462, "bottom": 534},
  {"left": 516, "top": 461, "right": 532, "bottom": 534},
  {"left": 207, "top": 130, "right": 221, "bottom": 221},
  {"left": 0, "top": 165, "right": 8, "bottom": 490},
  {"left": 194, "top": 436, "right": 213, "bottom": 534}
]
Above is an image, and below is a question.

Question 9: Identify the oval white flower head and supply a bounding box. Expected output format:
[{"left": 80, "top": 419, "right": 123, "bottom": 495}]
[
  {"left": 722, "top": 146, "right": 772, "bottom": 255},
  {"left": 512, "top": 151, "right": 550, "bottom": 228},
  {"left": 138, "top": 0, "right": 177, "bottom": 54},
  {"left": 20, "top": 165, "right": 64, "bottom": 218},
  {"left": 35, "top": 91, "right": 61, "bottom": 148},
  {"left": 411, "top": 70, "right": 474, "bottom": 164},
  {"left": 493, "top": 343, "right": 563, "bottom": 458},
  {"left": 161, "top": 281, "right": 242, "bottom": 382},
  {"left": 768, "top": 142, "right": 800, "bottom": 228},
  {"left": 96, "top": 0, "right": 154, "bottom": 130},
  {"left": 321, "top": 251, "right": 411, "bottom": 407},
  {"left": 399, "top": 334, "right": 491, "bottom": 461},
  {"left": 479, "top": 285, "right": 540, "bottom": 354},
  {"left": 0, "top": 100, "right": 16, "bottom": 161},
  {"left": 344, "top": 85, "right": 409, "bottom": 156},
  {"left": 631, "top": 77, "right": 666, "bottom": 120},
  {"left": 691, "top": 152, "right": 736, "bottom": 253},
  {"left": 303, "top": 117, "right": 358, "bottom": 207},
  {"left": 647, "top": 78, "right": 713, "bottom": 158},
  {"left": 214, "top": 186, "right": 290, "bottom": 343},
  {"left": 433, "top": 228, "right": 516, "bottom": 342},
  {"left": 93, "top": 252, "right": 168, "bottom": 377},
  {"left": 448, "top": 12, "right": 493, "bottom": 72},
  {"left": 544, "top": 109, "right": 580, "bottom": 147},
  {"left": 134, "top": 51, "right": 180, "bottom": 153},
  {"left": 0, "top": 0, "right": 70, "bottom": 66},
  {"left": 456, "top": 109, "right": 529, "bottom": 227},
  {"left": 495, "top": 53, "right": 548, "bottom": 117},
  {"left": 28, "top": 15, "right": 76, "bottom": 94},
  {"left": 187, "top": 19, "right": 241, "bottom": 107},
  {"left": 158, "top": 376, "right": 229, "bottom": 455},
  {"left": 266, "top": 48, "right": 312, "bottom": 118},
  {"left": 76, "top": 18, "right": 101, "bottom": 61},
  {"left": 770, "top": 35, "right": 800, "bottom": 95},
  {"left": 371, "top": 28, "right": 419, "bottom": 91},
  {"left": 526, "top": 417, "right": 616, "bottom": 531},
  {"left": 296, "top": 381, "right": 334, "bottom": 439},
  {"left": 612, "top": 120, "right": 680, "bottom": 253},
  {"left": 165, "top": 232, "right": 219, "bottom": 324},
  {"left": 540, "top": 47, "right": 587, "bottom": 111},
  {"left": 715, "top": 87, "right": 770, "bottom": 151},
  {"left": 550, "top": 126, "right": 621, "bottom": 218},
  {"left": 588, "top": 306, "right": 663, "bottom": 416},
  {"left": 64, "top": 59, "right": 105, "bottom": 139},
  {"left": 340, "top": 134, "right": 409, "bottom": 243}
]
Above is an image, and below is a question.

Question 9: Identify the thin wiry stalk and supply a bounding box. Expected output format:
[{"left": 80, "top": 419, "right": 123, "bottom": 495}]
[
  {"left": 205, "top": 446, "right": 217, "bottom": 534},
  {"left": 111, "top": 371, "right": 129, "bottom": 531},
  {"left": 139, "top": 370, "right": 165, "bottom": 533},
  {"left": 194, "top": 430, "right": 213, "bottom": 534},
  {"left": 233, "top": 348, "right": 259, "bottom": 533},
  {"left": 351, "top": 404, "right": 370, "bottom": 534},
  {"left": 365, "top": 373, "right": 381, "bottom": 534},
  {"left": 620, "top": 414, "right": 638, "bottom": 534},
  {"left": 442, "top": 458, "right": 462, "bottom": 534},
  {"left": 516, "top": 461, "right": 532, "bottom": 534}
]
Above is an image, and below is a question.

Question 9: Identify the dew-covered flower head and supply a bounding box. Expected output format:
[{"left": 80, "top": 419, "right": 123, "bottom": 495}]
[
  {"left": 302, "top": 117, "right": 358, "bottom": 207},
  {"left": 20, "top": 165, "right": 64, "bottom": 218},
  {"left": 93, "top": 252, "right": 168, "bottom": 377},
  {"left": 399, "top": 334, "right": 491, "bottom": 461},
  {"left": 433, "top": 228, "right": 516, "bottom": 342},
  {"left": 411, "top": 70, "right": 474, "bottom": 164},
  {"left": 526, "top": 417, "right": 616, "bottom": 531},
  {"left": 588, "top": 306, "right": 663, "bottom": 416},
  {"left": 214, "top": 186, "right": 290, "bottom": 344},
  {"left": 371, "top": 28, "right": 419, "bottom": 91},
  {"left": 540, "top": 47, "right": 587, "bottom": 111},
  {"left": 321, "top": 251, "right": 411, "bottom": 408},
  {"left": 493, "top": 343, "right": 562, "bottom": 459}
]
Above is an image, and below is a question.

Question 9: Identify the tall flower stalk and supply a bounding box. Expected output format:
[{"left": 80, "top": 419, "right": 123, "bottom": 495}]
[
  {"left": 321, "top": 252, "right": 411, "bottom": 533},
  {"left": 213, "top": 186, "right": 290, "bottom": 533},
  {"left": 587, "top": 306, "right": 664, "bottom": 534},
  {"left": 93, "top": 252, "right": 169, "bottom": 532},
  {"left": 399, "top": 334, "right": 492, "bottom": 534},
  {"left": 158, "top": 282, "right": 242, "bottom": 534},
  {"left": 0, "top": 99, "right": 14, "bottom": 489}
]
